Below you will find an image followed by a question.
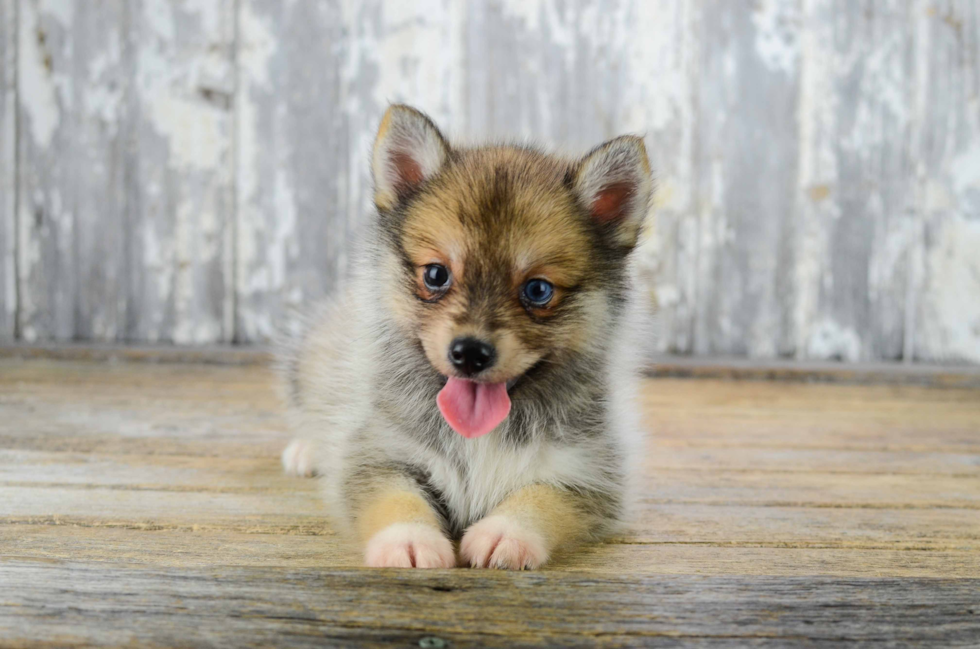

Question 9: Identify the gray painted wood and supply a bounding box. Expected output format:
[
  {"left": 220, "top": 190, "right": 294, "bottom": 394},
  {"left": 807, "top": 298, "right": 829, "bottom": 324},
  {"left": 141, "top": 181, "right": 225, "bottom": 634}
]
[
  {"left": 2, "top": 0, "right": 979, "bottom": 362},
  {"left": 631, "top": 1, "right": 701, "bottom": 356},
  {"left": 123, "top": 0, "right": 235, "bottom": 344},
  {"left": 464, "top": 0, "right": 620, "bottom": 148},
  {"left": 16, "top": 0, "right": 120, "bottom": 342},
  {"left": 693, "top": 1, "right": 800, "bottom": 358},
  {"left": 16, "top": 0, "right": 233, "bottom": 344},
  {"left": 0, "top": 0, "right": 15, "bottom": 341},
  {"left": 911, "top": 0, "right": 980, "bottom": 364},
  {"left": 236, "top": 1, "right": 467, "bottom": 341},
  {"left": 795, "top": 0, "right": 916, "bottom": 362},
  {"left": 236, "top": 0, "right": 351, "bottom": 342},
  {"left": 462, "top": 1, "right": 701, "bottom": 354}
]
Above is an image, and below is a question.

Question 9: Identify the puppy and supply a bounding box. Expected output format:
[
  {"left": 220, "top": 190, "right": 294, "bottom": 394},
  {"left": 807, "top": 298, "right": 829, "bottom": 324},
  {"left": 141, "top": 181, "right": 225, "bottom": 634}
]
[{"left": 281, "top": 105, "right": 651, "bottom": 569}]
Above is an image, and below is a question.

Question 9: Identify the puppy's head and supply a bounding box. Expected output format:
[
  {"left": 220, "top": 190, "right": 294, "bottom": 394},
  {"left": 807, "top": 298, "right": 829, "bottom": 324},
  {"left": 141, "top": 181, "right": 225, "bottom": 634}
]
[{"left": 372, "top": 104, "right": 652, "bottom": 388}]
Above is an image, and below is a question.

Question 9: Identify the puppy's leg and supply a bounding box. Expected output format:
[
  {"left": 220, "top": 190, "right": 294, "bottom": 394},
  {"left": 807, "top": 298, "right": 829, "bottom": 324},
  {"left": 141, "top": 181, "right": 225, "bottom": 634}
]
[
  {"left": 460, "top": 484, "right": 602, "bottom": 570},
  {"left": 352, "top": 473, "right": 455, "bottom": 569}
]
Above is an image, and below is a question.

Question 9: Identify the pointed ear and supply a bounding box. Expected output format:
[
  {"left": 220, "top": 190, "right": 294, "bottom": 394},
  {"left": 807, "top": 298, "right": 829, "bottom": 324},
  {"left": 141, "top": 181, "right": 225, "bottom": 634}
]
[
  {"left": 372, "top": 105, "right": 450, "bottom": 211},
  {"left": 573, "top": 135, "right": 653, "bottom": 247}
]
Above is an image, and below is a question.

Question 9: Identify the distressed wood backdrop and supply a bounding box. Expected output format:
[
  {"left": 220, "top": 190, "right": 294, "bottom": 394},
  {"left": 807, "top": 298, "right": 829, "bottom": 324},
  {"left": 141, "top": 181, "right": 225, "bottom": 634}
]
[{"left": 0, "top": 0, "right": 977, "bottom": 362}]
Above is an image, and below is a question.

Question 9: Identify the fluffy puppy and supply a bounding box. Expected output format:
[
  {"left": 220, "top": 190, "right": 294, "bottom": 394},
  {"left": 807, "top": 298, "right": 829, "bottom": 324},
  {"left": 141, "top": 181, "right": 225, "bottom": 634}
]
[{"left": 281, "top": 105, "right": 651, "bottom": 569}]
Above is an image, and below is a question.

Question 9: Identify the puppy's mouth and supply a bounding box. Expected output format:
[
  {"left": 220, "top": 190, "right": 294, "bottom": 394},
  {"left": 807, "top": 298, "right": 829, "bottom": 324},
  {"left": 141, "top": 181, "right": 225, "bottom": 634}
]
[
  {"left": 437, "top": 377, "right": 511, "bottom": 439},
  {"left": 435, "top": 358, "right": 547, "bottom": 440}
]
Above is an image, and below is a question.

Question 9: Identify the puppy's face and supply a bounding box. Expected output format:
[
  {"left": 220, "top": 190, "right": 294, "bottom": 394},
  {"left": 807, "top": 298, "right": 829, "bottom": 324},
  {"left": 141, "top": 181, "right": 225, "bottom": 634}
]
[{"left": 371, "top": 106, "right": 652, "bottom": 386}]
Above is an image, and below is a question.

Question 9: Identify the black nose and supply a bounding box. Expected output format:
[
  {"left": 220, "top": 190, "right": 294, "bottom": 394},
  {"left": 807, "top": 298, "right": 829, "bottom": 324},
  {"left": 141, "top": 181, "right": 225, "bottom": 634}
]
[{"left": 448, "top": 337, "right": 496, "bottom": 376}]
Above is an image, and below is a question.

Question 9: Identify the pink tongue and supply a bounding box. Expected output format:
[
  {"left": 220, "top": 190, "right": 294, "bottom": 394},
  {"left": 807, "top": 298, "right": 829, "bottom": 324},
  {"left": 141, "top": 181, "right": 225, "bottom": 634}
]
[{"left": 437, "top": 378, "right": 512, "bottom": 439}]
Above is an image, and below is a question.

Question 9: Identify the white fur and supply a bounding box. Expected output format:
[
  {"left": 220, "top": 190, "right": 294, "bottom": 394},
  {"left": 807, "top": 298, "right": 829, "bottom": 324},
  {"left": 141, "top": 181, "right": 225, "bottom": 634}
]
[
  {"left": 460, "top": 515, "right": 548, "bottom": 570},
  {"left": 372, "top": 106, "right": 448, "bottom": 209},
  {"left": 281, "top": 438, "right": 317, "bottom": 477},
  {"left": 279, "top": 114, "right": 652, "bottom": 568},
  {"left": 574, "top": 135, "right": 653, "bottom": 245},
  {"left": 281, "top": 254, "right": 649, "bottom": 537},
  {"left": 365, "top": 523, "right": 455, "bottom": 569}
]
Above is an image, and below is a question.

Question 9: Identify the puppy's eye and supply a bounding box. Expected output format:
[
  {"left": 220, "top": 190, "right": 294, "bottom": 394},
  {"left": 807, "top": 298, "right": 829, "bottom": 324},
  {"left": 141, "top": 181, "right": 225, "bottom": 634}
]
[
  {"left": 522, "top": 279, "right": 554, "bottom": 306},
  {"left": 422, "top": 264, "right": 451, "bottom": 290}
]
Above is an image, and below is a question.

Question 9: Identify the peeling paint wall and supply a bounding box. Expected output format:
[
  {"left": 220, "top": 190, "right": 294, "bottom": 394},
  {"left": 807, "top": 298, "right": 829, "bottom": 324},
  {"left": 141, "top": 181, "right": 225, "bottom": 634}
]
[
  {"left": 13, "top": 0, "right": 233, "bottom": 345},
  {"left": 911, "top": 0, "right": 980, "bottom": 364},
  {"left": 1, "top": 0, "right": 978, "bottom": 363},
  {"left": 0, "top": 1, "right": 15, "bottom": 339}
]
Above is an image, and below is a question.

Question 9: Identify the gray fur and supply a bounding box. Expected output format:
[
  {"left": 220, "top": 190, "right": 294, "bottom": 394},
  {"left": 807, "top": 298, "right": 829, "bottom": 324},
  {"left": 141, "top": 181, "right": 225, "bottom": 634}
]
[
  {"left": 280, "top": 227, "right": 645, "bottom": 541},
  {"left": 280, "top": 108, "right": 649, "bottom": 548}
]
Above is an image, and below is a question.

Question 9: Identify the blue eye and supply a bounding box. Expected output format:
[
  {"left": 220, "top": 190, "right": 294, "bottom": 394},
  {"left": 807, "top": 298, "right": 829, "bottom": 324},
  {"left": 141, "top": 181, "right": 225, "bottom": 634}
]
[
  {"left": 522, "top": 279, "right": 554, "bottom": 306},
  {"left": 423, "top": 264, "right": 451, "bottom": 290}
]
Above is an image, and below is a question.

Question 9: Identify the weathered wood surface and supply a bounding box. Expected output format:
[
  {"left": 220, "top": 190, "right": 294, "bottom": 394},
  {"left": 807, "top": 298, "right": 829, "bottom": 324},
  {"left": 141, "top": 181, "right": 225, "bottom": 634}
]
[
  {"left": 6, "top": 341, "right": 980, "bottom": 387},
  {"left": 2, "top": 0, "right": 978, "bottom": 362},
  {"left": 913, "top": 0, "right": 980, "bottom": 364},
  {"left": 15, "top": 0, "right": 234, "bottom": 345},
  {"left": 693, "top": 1, "right": 798, "bottom": 358},
  {"left": 4, "top": 564, "right": 978, "bottom": 648},
  {"left": 796, "top": 0, "right": 915, "bottom": 363},
  {"left": 0, "top": 359, "right": 978, "bottom": 646},
  {"left": 0, "top": 0, "right": 15, "bottom": 340}
]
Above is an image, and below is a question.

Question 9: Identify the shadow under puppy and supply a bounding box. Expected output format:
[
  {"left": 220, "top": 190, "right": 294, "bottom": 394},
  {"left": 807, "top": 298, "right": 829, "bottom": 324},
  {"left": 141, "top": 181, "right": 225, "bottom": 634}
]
[{"left": 281, "top": 105, "right": 651, "bottom": 569}]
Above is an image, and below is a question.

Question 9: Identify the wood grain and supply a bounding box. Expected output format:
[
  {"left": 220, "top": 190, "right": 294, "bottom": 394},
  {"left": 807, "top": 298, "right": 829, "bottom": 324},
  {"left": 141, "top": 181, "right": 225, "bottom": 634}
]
[
  {"left": 2, "top": 563, "right": 978, "bottom": 648},
  {"left": 795, "top": 0, "right": 915, "bottom": 361},
  {"left": 15, "top": 0, "right": 234, "bottom": 344},
  {"left": 235, "top": 1, "right": 466, "bottom": 342},
  {"left": 0, "top": 359, "right": 978, "bottom": 645},
  {"left": 234, "top": 0, "right": 348, "bottom": 342},
  {"left": 16, "top": 1, "right": 127, "bottom": 341},
  {"left": 0, "top": 0, "right": 14, "bottom": 341},
  {"left": 5, "top": 523, "right": 979, "bottom": 577},
  {"left": 3, "top": 1, "right": 979, "bottom": 362},
  {"left": 693, "top": 0, "right": 800, "bottom": 358},
  {"left": 912, "top": 0, "right": 980, "bottom": 364},
  {"left": 6, "top": 342, "right": 980, "bottom": 385}
]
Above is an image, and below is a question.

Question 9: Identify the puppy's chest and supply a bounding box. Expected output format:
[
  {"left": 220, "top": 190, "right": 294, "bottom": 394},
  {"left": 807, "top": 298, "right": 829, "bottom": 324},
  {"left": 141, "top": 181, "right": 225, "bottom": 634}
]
[{"left": 425, "top": 436, "right": 591, "bottom": 527}]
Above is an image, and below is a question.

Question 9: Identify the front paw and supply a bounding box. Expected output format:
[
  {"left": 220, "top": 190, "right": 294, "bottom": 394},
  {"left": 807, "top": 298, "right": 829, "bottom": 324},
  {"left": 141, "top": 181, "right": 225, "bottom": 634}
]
[
  {"left": 281, "top": 439, "right": 317, "bottom": 477},
  {"left": 364, "top": 523, "right": 455, "bottom": 569},
  {"left": 460, "top": 515, "right": 548, "bottom": 570}
]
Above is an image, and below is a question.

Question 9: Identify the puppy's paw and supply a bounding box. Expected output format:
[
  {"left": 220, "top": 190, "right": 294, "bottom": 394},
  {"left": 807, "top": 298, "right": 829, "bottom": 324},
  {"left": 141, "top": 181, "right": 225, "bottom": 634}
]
[
  {"left": 281, "top": 439, "right": 317, "bottom": 477},
  {"left": 460, "top": 515, "right": 548, "bottom": 570},
  {"left": 365, "top": 523, "right": 455, "bottom": 569}
]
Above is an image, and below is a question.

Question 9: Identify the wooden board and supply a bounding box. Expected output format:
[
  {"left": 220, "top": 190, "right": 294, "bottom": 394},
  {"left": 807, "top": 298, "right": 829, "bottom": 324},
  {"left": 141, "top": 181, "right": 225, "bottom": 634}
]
[
  {"left": 15, "top": 0, "right": 234, "bottom": 344},
  {"left": 795, "top": 0, "right": 915, "bottom": 361},
  {"left": 3, "top": 0, "right": 980, "bottom": 362},
  {"left": 912, "top": 0, "right": 980, "bottom": 363},
  {"left": 0, "top": 0, "right": 14, "bottom": 341},
  {"left": 234, "top": 0, "right": 348, "bottom": 342},
  {"left": 692, "top": 0, "right": 800, "bottom": 358},
  {"left": 0, "top": 359, "right": 978, "bottom": 646},
  {"left": 235, "top": 1, "right": 467, "bottom": 342},
  {"left": 3, "top": 563, "right": 978, "bottom": 648},
  {"left": 5, "top": 342, "right": 980, "bottom": 386}
]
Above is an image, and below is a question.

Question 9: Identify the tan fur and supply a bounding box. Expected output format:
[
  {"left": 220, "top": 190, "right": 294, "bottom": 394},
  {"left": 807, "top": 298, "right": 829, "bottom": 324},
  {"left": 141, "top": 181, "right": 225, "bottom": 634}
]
[
  {"left": 282, "top": 105, "right": 653, "bottom": 570},
  {"left": 358, "top": 488, "right": 443, "bottom": 543},
  {"left": 373, "top": 105, "right": 449, "bottom": 211},
  {"left": 489, "top": 483, "right": 591, "bottom": 553},
  {"left": 396, "top": 147, "right": 600, "bottom": 384},
  {"left": 401, "top": 202, "right": 466, "bottom": 267}
]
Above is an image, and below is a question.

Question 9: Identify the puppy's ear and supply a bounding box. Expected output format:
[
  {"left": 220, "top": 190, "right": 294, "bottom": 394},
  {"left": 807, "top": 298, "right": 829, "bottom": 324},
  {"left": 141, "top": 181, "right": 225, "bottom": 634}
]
[
  {"left": 372, "top": 105, "right": 450, "bottom": 211},
  {"left": 573, "top": 135, "right": 653, "bottom": 248}
]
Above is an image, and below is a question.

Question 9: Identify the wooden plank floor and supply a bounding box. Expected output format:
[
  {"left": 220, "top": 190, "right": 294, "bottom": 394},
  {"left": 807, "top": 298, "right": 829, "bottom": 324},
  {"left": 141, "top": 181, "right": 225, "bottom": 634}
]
[{"left": 1, "top": 359, "right": 978, "bottom": 647}]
